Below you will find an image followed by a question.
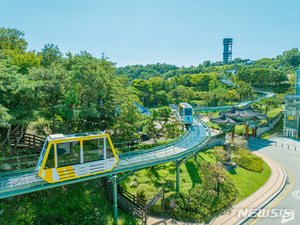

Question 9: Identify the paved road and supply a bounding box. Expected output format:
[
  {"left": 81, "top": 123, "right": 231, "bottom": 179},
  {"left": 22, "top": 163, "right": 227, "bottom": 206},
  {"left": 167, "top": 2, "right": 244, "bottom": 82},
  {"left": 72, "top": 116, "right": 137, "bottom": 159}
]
[{"left": 244, "top": 141, "right": 300, "bottom": 225}]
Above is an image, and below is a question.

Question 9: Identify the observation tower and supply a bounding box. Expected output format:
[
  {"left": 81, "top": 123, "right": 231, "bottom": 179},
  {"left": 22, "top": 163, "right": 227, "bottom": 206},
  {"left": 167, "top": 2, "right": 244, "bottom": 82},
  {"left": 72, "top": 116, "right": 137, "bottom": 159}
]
[{"left": 223, "top": 38, "right": 233, "bottom": 63}]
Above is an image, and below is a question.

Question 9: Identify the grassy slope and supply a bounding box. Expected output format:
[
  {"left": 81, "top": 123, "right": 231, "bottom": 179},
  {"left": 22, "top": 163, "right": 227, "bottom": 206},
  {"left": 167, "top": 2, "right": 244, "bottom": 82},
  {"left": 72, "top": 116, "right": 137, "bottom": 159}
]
[
  {"left": 260, "top": 116, "right": 283, "bottom": 140},
  {"left": 0, "top": 179, "right": 139, "bottom": 225},
  {"left": 228, "top": 160, "right": 271, "bottom": 204}
]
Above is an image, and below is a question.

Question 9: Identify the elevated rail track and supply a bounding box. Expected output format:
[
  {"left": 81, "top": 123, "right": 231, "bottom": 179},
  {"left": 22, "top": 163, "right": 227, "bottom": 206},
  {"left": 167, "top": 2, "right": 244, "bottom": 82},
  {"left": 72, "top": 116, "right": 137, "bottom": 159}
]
[{"left": 193, "top": 79, "right": 276, "bottom": 112}]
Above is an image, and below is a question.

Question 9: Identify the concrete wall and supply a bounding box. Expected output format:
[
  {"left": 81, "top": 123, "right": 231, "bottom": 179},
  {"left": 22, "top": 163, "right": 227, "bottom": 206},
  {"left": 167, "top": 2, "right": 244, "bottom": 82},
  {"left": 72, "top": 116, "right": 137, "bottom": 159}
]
[
  {"left": 257, "top": 111, "right": 283, "bottom": 137},
  {"left": 201, "top": 135, "right": 225, "bottom": 150}
]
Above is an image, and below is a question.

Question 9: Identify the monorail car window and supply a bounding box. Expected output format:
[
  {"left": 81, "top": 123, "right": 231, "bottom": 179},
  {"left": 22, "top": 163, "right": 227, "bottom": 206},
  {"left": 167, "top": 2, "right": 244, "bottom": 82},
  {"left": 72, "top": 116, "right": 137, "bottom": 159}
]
[
  {"left": 83, "top": 139, "right": 104, "bottom": 163},
  {"left": 45, "top": 144, "right": 55, "bottom": 168},
  {"left": 185, "top": 108, "right": 192, "bottom": 115},
  {"left": 57, "top": 141, "right": 81, "bottom": 167},
  {"left": 106, "top": 138, "right": 114, "bottom": 158},
  {"left": 36, "top": 139, "right": 49, "bottom": 171},
  {"left": 179, "top": 108, "right": 184, "bottom": 116}
]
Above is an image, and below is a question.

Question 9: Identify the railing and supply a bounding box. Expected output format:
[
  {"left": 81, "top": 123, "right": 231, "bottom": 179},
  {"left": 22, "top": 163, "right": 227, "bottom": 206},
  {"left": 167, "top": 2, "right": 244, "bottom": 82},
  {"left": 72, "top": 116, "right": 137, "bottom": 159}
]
[
  {"left": 147, "top": 186, "right": 164, "bottom": 208},
  {"left": 114, "top": 117, "right": 211, "bottom": 171},
  {"left": 0, "top": 154, "right": 40, "bottom": 177},
  {"left": 267, "top": 132, "right": 283, "bottom": 139},
  {"left": 194, "top": 79, "right": 275, "bottom": 111},
  {"left": 10, "top": 132, "right": 44, "bottom": 153},
  {"left": 119, "top": 187, "right": 146, "bottom": 209},
  {"left": 118, "top": 127, "right": 190, "bottom": 158}
]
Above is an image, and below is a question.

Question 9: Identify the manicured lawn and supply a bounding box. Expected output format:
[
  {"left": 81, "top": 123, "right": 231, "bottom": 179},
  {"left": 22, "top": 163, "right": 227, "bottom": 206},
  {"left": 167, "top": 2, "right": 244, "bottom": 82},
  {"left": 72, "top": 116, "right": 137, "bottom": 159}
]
[
  {"left": 228, "top": 160, "right": 271, "bottom": 204},
  {"left": 119, "top": 148, "right": 271, "bottom": 217}
]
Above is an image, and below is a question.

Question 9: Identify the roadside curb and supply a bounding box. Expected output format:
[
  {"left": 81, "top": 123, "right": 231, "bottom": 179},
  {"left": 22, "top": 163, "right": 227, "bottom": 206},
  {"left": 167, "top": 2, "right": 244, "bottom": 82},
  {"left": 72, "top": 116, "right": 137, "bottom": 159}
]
[
  {"left": 209, "top": 151, "right": 286, "bottom": 225},
  {"left": 236, "top": 153, "right": 287, "bottom": 225}
]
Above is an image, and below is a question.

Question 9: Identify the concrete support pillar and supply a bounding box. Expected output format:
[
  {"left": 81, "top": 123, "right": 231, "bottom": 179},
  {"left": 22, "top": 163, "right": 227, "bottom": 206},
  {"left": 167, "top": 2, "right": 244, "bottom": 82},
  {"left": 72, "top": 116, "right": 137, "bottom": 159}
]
[
  {"left": 246, "top": 125, "right": 249, "bottom": 139},
  {"left": 109, "top": 175, "right": 118, "bottom": 221},
  {"left": 173, "top": 161, "right": 181, "bottom": 193},
  {"left": 194, "top": 153, "right": 197, "bottom": 161},
  {"left": 176, "top": 162, "right": 180, "bottom": 193}
]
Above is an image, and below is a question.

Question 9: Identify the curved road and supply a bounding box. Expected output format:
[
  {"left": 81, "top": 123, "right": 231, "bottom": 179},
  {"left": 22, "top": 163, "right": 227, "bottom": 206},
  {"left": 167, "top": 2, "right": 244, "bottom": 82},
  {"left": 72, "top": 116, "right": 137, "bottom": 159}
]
[{"left": 244, "top": 141, "right": 300, "bottom": 225}]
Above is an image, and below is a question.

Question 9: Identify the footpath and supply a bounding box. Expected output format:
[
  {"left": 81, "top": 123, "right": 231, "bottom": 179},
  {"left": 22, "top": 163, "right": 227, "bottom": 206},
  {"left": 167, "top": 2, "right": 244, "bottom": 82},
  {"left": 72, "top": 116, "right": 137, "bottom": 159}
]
[{"left": 147, "top": 151, "right": 286, "bottom": 225}]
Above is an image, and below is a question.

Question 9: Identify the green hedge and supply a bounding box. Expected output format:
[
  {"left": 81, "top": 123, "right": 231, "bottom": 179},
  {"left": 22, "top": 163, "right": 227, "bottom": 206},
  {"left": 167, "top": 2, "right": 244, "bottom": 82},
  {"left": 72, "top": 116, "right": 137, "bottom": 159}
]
[
  {"left": 232, "top": 149, "right": 263, "bottom": 172},
  {"left": 172, "top": 175, "right": 236, "bottom": 222}
]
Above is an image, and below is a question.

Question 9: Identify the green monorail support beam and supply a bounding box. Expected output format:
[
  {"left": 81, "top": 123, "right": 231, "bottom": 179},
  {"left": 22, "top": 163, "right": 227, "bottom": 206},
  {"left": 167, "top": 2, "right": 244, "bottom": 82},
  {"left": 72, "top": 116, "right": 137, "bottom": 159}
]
[
  {"left": 173, "top": 160, "right": 181, "bottom": 193},
  {"left": 107, "top": 170, "right": 137, "bottom": 222},
  {"left": 117, "top": 170, "right": 137, "bottom": 185},
  {"left": 109, "top": 175, "right": 118, "bottom": 221}
]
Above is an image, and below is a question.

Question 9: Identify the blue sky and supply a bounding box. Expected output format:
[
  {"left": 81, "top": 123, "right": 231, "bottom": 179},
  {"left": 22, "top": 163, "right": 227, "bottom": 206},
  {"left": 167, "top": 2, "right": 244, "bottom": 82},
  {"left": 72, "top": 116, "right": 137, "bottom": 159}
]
[{"left": 1, "top": 0, "right": 300, "bottom": 67}]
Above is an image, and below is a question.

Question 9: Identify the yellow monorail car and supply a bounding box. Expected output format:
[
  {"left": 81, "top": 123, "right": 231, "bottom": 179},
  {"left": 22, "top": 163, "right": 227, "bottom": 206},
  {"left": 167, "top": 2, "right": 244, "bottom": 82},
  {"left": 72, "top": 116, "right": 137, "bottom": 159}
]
[{"left": 35, "top": 131, "right": 119, "bottom": 183}]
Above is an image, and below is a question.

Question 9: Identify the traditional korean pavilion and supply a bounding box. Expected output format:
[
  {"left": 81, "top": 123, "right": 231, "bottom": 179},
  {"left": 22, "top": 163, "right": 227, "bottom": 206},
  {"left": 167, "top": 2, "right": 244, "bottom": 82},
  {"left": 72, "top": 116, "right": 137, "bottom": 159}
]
[{"left": 210, "top": 105, "right": 268, "bottom": 139}]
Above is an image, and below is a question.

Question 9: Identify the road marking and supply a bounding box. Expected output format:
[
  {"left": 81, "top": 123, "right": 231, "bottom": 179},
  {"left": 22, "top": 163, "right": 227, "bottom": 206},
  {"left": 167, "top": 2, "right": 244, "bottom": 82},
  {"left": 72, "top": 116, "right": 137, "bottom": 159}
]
[
  {"left": 247, "top": 149, "right": 294, "bottom": 224},
  {"left": 292, "top": 190, "right": 300, "bottom": 200}
]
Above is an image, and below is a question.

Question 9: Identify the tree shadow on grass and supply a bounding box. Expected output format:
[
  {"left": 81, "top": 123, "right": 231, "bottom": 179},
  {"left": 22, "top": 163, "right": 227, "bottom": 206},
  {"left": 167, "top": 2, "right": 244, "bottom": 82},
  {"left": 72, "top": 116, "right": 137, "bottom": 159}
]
[
  {"left": 229, "top": 169, "right": 237, "bottom": 175},
  {"left": 197, "top": 155, "right": 207, "bottom": 163},
  {"left": 145, "top": 167, "right": 160, "bottom": 180},
  {"left": 185, "top": 161, "right": 201, "bottom": 188}
]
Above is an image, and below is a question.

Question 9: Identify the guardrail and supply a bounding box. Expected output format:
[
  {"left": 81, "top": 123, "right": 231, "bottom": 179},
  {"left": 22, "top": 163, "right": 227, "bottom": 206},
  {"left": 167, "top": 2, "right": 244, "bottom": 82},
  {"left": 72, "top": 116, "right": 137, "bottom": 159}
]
[
  {"left": 119, "top": 123, "right": 190, "bottom": 157},
  {"left": 194, "top": 79, "right": 275, "bottom": 112},
  {"left": 114, "top": 117, "right": 211, "bottom": 172},
  {"left": 0, "top": 154, "right": 40, "bottom": 177}
]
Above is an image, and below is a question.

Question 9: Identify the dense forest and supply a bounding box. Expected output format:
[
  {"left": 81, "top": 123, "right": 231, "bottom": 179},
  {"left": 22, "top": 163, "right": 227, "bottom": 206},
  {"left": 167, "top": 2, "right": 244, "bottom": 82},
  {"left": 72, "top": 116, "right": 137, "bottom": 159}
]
[
  {"left": 0, "top": 28, "right": 181, "bottom": 158},
  {"left": 0, "top": 26, "right": 299, "bottom": 157},
  {"left": 116, "top": 45, "right": 300, "bottom": 108},
  {"left": 115, "top": 49, "right": 300, "bottom": 81},
  {"left": 126, "top": 63, "right": 292, "bottom": 107}
]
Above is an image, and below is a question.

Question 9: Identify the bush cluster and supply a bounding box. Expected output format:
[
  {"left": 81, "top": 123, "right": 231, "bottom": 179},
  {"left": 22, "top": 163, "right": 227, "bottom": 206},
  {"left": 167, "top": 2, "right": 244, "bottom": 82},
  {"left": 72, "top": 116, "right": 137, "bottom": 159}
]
[
  {"left": 232, "top": 149, "right": 263, "bottom": 172},
  {"left": 0, "top": 179, "right": 138, "bottom": 224},
  {"left": 171, "top": 163, "right": 236, "bottom": 222}
]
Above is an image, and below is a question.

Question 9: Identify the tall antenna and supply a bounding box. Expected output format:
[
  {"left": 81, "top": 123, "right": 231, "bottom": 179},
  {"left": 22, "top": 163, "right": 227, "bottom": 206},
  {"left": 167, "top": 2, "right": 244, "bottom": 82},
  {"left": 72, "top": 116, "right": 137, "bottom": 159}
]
[{"left": 223, "top": 38, "right": 233, "bottom": 63}]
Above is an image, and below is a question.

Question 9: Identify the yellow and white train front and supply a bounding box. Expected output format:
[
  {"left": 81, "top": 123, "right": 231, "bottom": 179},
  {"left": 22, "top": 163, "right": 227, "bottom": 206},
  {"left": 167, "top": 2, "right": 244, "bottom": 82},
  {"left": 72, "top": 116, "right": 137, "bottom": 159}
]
[{"left": 35, "top": 132, "right": 119, "bottom": 183}]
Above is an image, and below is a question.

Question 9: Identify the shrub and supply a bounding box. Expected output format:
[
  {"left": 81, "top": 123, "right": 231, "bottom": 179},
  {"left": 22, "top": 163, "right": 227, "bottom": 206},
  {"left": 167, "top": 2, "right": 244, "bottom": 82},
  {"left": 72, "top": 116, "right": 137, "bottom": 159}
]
[
  {"left": 137, "top": 189, "right": 146, "bottom": 201},
  {"left": 232, "top": 149, "right": 263, "bottom": 172},
  {"left": 172, "top": 162, "right": 237, "bottom": 222}
]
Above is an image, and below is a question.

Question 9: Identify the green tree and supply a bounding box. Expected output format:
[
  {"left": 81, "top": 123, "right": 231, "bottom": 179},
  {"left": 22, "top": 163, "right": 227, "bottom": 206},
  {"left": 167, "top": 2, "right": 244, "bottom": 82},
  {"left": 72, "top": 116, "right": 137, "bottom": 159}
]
[
  {"left": 8, "top": 50, "right": 41, "bottom": 74},
  {"left": 234, "top": 81, "right": 253, "bottom": 100},
  {"left": 283, "top": 48, "right": 300, "bottom": 67},
  {"left": 38, "top": 43, "right": 63, "bottom": 67},
  {"left": 0, "top": 27, "right": 28, "bottom": 53},
  {"left": 0, "top": 104, "right": 11, "bottom": 128},
  {"left": 270, "top": 70, "right": 287, "bottom": 84},
  {"left": 155, "top": 90, "right": 169, "bottom": 106},
  {"left": 209, "top": 79, "right": 219, "bottom": 92},
  {"left": 131, "top": 79, "right": 152, "bottom": 106},
  {"left": 113, "top": 99, "right": 142, "bottom": 143},
  {"left": 260, "top": 97, "right": 282, "bottom": 114},
  {"left": 0, "top": 60, "right": 41, "bottom": 156}
]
